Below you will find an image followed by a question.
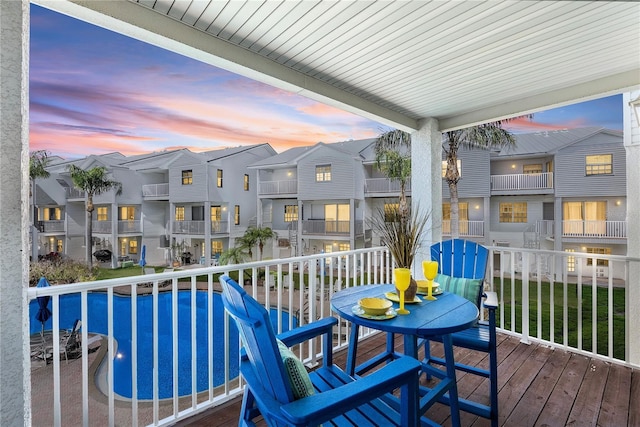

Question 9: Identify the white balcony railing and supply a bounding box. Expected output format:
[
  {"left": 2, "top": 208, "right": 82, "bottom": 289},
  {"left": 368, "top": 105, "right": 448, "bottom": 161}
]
[
  {"left": 487, "top": 246, "right": 638, "bottom": 365},
  {"left": 258, "top": 180, "right": 297, "bottom": 195},
  {"left": 562, "top": 220, "right": 627, "bottom": 238},
  {"left": 142, "top": 183, "right": 169, "bottom": 197},
  {"left": 364, "top": 178, "right": 411, "bottom": 194},
  {"left": 92, "top": 220, "right": 112, "bottom": 234},
  {"left": 173, "top": 220, "right": 206, "bottom": 234},
  {"left": 300, "top": 219, "right": 364, "bottom": 235},
  {"left": 40, "top": 220, "right": 65, "bottom": 233},
  {"left": 490, "top": 172, "right": 553, "bottom": 191},
  {"left": 27, "top": 245, "right": 639, "bottom": 426},
  {"left": 28, "top": 248, "right": 389, "bottom": 426},
  {"left": 211, "top": 220, "right": 229, "bottom": 234},
  {"left": 441, "top": 220, "right": 484, "bottom": 236},
  {"left": 65, "top": 187, "right": 85, "bottom": 199},
  {"left": 118, "top": 220, "right": 141, "bottom": 234}
]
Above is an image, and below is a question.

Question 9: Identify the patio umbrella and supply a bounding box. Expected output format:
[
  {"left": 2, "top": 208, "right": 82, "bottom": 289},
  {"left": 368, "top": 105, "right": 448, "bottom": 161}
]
[
  {"left": 35, "top": 276, "right": 52, "bottom": 338},
  {"left": 139, "top": 244, "right": 147, "bottom": 269}
]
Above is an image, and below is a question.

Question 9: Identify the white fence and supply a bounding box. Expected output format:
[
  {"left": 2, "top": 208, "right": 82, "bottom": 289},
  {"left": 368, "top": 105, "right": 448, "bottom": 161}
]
[{"left": 27, "top": 245, "right": 637, "bottom": 426}]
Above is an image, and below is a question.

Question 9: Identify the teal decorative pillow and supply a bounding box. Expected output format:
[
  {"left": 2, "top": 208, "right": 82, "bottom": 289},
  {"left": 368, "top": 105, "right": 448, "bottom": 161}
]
[
  {"left": 276, "top": 339, "right": 315, "bottom": 400},
  {"left": 435, "top": 273, "right": 450, "bottom": 289},
  {"left": 437, "top": 274, "right": 482, "bottom": 307}
]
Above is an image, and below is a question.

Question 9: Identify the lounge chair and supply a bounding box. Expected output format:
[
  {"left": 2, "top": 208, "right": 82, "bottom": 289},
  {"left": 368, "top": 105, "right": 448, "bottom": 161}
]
[
  {"left": 218, "top": 274, "right": 422, "bottom": 427},
  {"left": 45, "top": 319, "right": 82, "bottom": 363}
]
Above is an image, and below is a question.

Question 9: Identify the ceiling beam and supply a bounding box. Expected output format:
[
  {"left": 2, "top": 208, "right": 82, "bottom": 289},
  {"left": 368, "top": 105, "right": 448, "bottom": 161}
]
[
  {"left": 35, "top": 0, "right": 419, "bottom": 132},
  {"left": 439, "top": 70, "right": 640, "bottom": 132}
]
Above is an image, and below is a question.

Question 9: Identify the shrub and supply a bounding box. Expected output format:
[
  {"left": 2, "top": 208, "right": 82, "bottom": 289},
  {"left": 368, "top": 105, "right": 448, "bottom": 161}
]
[{"left": 30, "top": 259, "right": 97, "bottom": 286}]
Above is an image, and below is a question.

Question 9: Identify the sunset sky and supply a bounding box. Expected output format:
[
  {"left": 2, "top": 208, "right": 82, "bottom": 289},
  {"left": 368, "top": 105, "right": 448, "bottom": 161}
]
[{"left": 30, "top": 4, "right": 623, "bottom": 159}]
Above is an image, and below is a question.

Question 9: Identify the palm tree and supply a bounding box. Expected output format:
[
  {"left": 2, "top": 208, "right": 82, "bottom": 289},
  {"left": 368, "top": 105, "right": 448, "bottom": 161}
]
[
  {"left": 29, "top": 150, "right": 51, "bottom": 225},
  {"left": 374, "top": 129, "right": 412, "bottom": 222},
  {"left": 29, "top": 151, "right": 51, "bottom": 259},
  {"left": 219, "top": 246, "right": 249, "bottom": 266},
  {"left": 238, "top": 226, "right": 278, "bottom": 261},
  {"left": 67, "top": 165, "right": 122, "bottom": 268},
  {"left": 29, "top": 150, "right": 50, "bottom": 193},
  {"left": 443, "top": 122, "right": 519, "bottom": 238}
]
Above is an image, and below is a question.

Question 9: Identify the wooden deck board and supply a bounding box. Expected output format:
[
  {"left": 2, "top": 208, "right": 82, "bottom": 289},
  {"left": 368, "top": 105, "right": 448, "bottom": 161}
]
[
  {"left": 504, "top": 348, "right": 571, "bottom": 427},
  {"left": 178, "top": 332, "right": 640, "bottom": 427},
  {"left": 567, "top": 358, "right": 609, "bottom": 425},
  {"left": 599, "top": 363, "right": 632, "bottom": 427}
]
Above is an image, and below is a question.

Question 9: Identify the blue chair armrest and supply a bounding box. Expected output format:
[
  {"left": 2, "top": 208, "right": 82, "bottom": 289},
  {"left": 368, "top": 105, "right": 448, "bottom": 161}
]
[
  {"left": 483, "top": 291, "right": 498, "bottom": 309},
  {"left": 281, "top": 356, "right": 421, "bottom": 425},
  {"left": 277, "top": 317, "right": 337, "bottom": 347}
]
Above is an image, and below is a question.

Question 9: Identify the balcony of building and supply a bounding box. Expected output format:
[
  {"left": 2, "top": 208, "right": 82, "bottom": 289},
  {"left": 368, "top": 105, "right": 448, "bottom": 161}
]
[
  {"left": 210, "top": 220, "right": 229, "bottom": 235},
  {"left": 91, "top": 220, "right": 112, "bottom": 234},
  {"left": 142, "top": 183, "right": 170, "bottom": 199},
  {"left": 299, "top": 219, "right": 364, "bottom": 236},
  {"left": 441, "top": 220, "right": 485, "bottom": 237},
  {"left": 173, "top": 220, "right": 206, "bottom": 235},
  {"left": 27, "top": 246, "right": 640, "bottom": 426},
  {"left": 490, "top": 172, "right": 554, "bottom": 195},
  {"left": 36, "top": 220, "right": 66, "bottom": 233},
  {"left": 562, "top": 220, "right": 627, "bottom": 240},
  {"left": 118, "top": 220, "right": 142, "bottom": 234},
  {"left": 258, "top": 180, "right": 297, "bottom": 196},
  {"left": 65, "top": 187, "right": 86, "bottom": 200},
  {"left": 364, "top": 178, "right": 412, "bottom": 195}
]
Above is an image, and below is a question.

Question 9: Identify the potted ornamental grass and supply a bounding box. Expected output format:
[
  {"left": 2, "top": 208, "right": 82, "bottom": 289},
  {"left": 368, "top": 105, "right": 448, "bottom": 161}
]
[{"left": 370, "top": 204, "right": 430, "bottom": 300}]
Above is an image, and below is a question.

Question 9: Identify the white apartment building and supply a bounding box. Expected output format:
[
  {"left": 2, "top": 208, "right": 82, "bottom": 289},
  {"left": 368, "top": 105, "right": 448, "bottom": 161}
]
[
  {"left": 251, "top": 127, "right": 626, "bottom": 279},
  {"left": 31, "top": 144, "right": 276, "bottom": 268},
  {"left": 33, "top": 128, "right": 626, "bottom": 279}
]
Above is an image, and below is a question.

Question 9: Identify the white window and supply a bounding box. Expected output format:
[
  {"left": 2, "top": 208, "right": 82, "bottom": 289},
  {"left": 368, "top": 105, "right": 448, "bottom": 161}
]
[
  {"left": 585, "top": 154, "right": 612, "bottom": 175},
  {"left": 316, "top": 165, "right": 331, "bottom": 182},
  {"left": 284, "top": 205, "right": 298, "bottom": 222},
  {"left": 499, "top": 202, "right": 527, "bottom": 223}
]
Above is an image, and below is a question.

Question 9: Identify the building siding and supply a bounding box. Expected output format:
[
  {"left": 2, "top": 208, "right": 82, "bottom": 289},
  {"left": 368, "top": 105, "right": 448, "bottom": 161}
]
[
  {"left": 555, "top": 133, "right": 626, "bottom": 198},
  {"left": 441, "top": 148, "right": 491, "bottom": 200}
]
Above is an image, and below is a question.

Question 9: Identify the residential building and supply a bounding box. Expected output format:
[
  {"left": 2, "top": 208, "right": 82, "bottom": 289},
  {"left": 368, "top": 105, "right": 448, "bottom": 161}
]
[
  {"left": 31, "top": 144, "right": 276, "bottom": 267},
  {"left": 251, "top": 140, "right": 374, "bottom": 260},
  {"left": 250, "top": 127, "right": 626, "bottom": 280}
]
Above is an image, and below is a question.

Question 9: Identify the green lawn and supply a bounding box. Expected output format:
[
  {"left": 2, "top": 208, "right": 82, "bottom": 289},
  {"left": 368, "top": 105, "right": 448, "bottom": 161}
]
[{"left": 494, "top": 277, "right": 625, "bottom": 360}]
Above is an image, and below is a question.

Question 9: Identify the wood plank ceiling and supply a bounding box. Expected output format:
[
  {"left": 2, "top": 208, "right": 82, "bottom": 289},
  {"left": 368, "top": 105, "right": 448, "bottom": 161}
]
[{"left": 42, "top": 1, "right": 640, "bottom": 131}]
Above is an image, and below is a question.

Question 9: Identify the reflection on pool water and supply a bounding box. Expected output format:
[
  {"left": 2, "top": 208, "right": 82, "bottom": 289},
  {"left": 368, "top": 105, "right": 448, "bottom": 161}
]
[{"left": 29, "top": 291, "right": 295, "bottom": 399}]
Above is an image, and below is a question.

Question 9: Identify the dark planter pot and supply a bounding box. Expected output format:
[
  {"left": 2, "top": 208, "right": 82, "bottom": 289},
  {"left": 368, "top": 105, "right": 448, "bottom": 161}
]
[{"left": 396, "top": 276, "right": 418, "bottom": 301}]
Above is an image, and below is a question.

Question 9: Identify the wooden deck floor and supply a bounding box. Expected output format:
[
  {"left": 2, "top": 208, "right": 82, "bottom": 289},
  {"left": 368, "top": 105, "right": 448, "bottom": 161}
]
[{"left": 179, "top": 332, "right": 640, "bottom": 427}]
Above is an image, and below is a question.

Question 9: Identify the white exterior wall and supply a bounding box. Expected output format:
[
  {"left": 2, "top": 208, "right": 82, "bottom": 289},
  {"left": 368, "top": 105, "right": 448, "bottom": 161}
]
[
  {"left": 0, "top": 0, "right": 31, "bottom": 424},
  {"left": 623, "top": 90, "right": 640, "bottom": 365},
  {"left": 411, "top": 118, "right": 442, "bottom": 274}
]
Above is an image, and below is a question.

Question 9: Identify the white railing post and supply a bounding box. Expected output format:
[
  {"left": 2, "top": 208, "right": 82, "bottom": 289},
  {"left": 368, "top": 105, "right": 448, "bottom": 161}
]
[{"left": 521, "top": 252, "right": 530, "bottom": 344}]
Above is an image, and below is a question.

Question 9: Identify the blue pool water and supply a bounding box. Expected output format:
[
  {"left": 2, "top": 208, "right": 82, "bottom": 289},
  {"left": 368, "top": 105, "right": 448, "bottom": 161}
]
[{"left": 29, "top": 291, "right": 296, "bottom": 399}]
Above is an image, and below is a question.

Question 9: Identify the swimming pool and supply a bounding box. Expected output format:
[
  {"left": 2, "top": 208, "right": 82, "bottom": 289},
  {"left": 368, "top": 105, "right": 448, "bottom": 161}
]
[{"left": 29, "top": 291, "right": 296, "bottom": 399}]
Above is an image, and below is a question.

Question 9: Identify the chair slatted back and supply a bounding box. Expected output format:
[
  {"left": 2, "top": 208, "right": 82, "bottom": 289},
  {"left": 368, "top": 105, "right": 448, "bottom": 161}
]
[
  {"left": 219, "top": 275, "right": 294, "bottom": 404},
  {"left": 431, "top": 239, "right": 488, "bottom": 280}
]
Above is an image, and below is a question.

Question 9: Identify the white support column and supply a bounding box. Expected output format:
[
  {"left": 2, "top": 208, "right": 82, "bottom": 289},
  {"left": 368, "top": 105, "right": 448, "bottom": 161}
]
[
  {"left": 623, "top": 90, "right": 640, "bottom": 366},
  {"left": 411, "top": 118, "right": 441, "bottom": 274},
  {"left": 483, "top": 196, "right": 491, "bottom": 246},
  {"left": 0, "top": 0, "right": 31, "bottom": 424}
]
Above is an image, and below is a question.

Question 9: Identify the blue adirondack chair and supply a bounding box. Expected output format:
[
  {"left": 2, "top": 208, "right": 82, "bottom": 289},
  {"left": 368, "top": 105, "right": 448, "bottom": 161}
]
[
  {"left": 218, "top": 275, "right": 423, "bottom": 427},
  {"left": 423, "top": 239, "right": 498, "bottom": 427}
]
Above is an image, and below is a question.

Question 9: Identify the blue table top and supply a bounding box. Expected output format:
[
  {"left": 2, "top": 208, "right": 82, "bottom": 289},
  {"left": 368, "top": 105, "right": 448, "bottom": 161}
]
[{"left": 331, "top": 284, "right": 479, "bottom": 337}]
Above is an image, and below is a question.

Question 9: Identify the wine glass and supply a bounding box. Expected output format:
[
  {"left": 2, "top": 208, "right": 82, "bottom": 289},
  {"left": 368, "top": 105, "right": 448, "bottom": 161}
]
[
  {"left": 394, "top": 268, "right": 411, "bottom": 315},
  {"left": 422, "top": 260, "right": 439, "bottom": 301}
]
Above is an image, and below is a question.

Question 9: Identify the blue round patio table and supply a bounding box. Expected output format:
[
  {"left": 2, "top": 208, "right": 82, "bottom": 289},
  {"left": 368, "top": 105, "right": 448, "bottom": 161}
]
[{"left": 331, "top": 283, "right": 479, "bottom": 427}]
